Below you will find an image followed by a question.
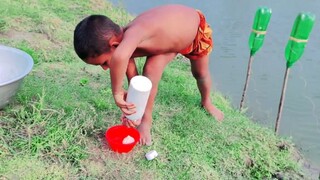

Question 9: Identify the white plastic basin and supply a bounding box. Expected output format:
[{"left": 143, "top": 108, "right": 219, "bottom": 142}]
[{"left": 0, "top": 45, "right": 34, "bottom": 109}]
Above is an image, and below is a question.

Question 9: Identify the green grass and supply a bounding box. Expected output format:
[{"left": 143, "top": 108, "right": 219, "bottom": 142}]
[{"left": 0, "top": 0, "right": 311, "bottom": 179}]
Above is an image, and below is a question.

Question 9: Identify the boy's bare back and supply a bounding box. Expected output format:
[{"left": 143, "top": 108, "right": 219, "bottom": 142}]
[{"left": 121, "top": 4, "right": 200, "bottom": 57}]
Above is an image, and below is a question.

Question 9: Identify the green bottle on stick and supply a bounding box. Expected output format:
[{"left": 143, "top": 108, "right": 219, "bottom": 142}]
[
  {"left": 240, "top": 7, "right": 272, "bottom": 110},
  {"left": 275, "top": 12, "right": 315, "bottom": 134},
  {"left": 249, "top": 7, "right": 272, "bottom": 56},
  {"left": 285, "top": 13, "right": 316, "bottom": 68}
]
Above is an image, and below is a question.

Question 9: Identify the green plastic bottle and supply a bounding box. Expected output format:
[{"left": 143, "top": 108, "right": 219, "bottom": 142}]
[
  {"left": 285, "top": 13, "right": 315, "bottom": 68},
  {"left": 249, "top": 7, "right": 272, "bottom": 56}
]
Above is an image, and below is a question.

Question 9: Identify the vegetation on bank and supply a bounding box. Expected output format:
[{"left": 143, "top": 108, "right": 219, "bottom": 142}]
[{"left": 0, "top": 0, "right": 312, "bottom": 179}]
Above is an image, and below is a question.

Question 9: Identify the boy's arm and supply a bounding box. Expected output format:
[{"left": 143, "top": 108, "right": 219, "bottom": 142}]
[{"left": 110, "top": 29, "right": 143, "bottom": 115}]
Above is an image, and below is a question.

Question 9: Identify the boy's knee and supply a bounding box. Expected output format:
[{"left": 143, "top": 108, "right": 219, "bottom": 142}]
[{"left": 143, "top": 64, "right": 154, "bottom": 75}]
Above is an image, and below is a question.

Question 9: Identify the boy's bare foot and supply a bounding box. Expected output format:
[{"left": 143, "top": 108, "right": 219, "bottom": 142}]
[
  {"left": 202, "top": 103, "right": 224, "bottom": 122},
  {"left": 137, "top": 121, "right": 152, "bottom": 146}
]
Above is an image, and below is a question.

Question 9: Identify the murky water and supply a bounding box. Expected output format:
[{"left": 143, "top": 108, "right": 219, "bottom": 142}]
[{"left": 110, "top": 0, "right": 320, "bottom": 167}]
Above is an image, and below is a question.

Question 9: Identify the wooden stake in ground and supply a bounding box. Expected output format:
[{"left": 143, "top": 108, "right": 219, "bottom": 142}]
[
  {"left": 275, "top": 12, "right": 315, "bottom": 134},
  {"left": 240, "top": 7, "right": 272, "bottom": 110}
]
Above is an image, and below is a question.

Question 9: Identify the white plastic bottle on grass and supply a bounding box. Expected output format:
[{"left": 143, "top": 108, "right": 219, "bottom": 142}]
[{"left": 125, "top": 75, "right": 152, "bottom": 121}]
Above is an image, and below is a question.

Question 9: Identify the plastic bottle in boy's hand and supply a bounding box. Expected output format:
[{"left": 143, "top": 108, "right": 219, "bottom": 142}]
[{"left": 125, "top": 76, "right": 152, "bottom": 121}]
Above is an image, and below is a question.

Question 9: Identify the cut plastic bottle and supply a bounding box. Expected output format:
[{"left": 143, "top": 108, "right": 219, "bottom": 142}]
[
  {"left": 285, "top": 12, "right": 315, "bottom": 68},
  {"left": 249, "top": 7, "right": 272, "bottom": 56}
]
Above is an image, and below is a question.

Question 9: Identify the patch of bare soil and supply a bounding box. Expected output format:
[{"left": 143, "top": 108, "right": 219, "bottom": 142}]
[
  {"left": 0, "top": 30, "right": 59, "bottom": 50},
  {"left": 79, "top": 130, "right": 156, "bottom": 179}
]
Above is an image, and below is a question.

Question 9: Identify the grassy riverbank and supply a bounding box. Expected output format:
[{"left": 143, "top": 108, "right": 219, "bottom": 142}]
[{"left": 0, "top": 0, "right": 314, "bottom": 179}]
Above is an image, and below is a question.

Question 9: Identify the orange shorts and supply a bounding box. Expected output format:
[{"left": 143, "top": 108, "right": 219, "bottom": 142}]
[{"left": 179, "top": 10, "right": 213, "bottom": 57}]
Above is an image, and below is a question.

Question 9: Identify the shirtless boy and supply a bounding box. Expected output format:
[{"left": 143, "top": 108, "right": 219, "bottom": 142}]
[{"left": 73, "top": 4, "right": 224, "bottom": 145}]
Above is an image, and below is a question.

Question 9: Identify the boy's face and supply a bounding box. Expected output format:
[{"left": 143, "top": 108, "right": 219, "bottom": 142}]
[{"left": 86, "top": 52, "right": 112, "bottom": 70}]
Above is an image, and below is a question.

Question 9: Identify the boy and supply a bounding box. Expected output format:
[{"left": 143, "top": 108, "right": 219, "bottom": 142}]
[{"left": 74, "top": 4, "right": 224, "bottom": 145}]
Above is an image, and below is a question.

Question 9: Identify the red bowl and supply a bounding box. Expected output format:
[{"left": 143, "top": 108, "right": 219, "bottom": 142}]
[{"left": 105, "top": 125, "right": 140, "bottom": 153}]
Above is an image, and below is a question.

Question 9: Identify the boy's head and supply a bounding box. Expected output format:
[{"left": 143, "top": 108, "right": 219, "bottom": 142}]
[{"left": 73, "top": 15, "right": 122, "bottom": 62}]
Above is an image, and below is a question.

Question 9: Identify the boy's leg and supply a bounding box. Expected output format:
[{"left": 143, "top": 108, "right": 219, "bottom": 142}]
[
  {"left": 139, "top": 53, "right": 177, "bottom": 145},
  {"left": 188, "top": 54, "right": 224, "bottom": 121}
]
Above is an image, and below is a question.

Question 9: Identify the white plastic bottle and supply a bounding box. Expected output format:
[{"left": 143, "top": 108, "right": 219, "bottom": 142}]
[{"left": 125, "top": 75, "right": 152, "bottom": 121}]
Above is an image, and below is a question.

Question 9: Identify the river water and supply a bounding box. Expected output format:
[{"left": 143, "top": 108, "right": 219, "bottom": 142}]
[{"left": 110, "top": 0, "right": 320, "bottom": 167}]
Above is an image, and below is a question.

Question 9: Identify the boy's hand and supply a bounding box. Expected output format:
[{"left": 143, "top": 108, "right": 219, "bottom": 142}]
[
  {"left": 121, "top": 114, "right": 142, "bottom": 127},
  {"left": 113, "top": 91, "right": 136, "bottom": 115}
]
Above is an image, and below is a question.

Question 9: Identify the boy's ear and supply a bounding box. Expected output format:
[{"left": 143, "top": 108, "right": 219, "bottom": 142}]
[
  {"left": 110, "top": 41, "right": 119, "bottom": 48},
  {"left": 109, "top": 36, "right": 120, "bottom": 48}
]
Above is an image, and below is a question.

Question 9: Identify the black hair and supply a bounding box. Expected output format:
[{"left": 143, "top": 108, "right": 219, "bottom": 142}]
[{"left": 73, "top": 15, "right": 121, "bottom": 60}]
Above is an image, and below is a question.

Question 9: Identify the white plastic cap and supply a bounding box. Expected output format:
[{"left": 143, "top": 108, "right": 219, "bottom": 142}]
[{"left": 145, "top": 150, "right": 158, "bottom": 160}]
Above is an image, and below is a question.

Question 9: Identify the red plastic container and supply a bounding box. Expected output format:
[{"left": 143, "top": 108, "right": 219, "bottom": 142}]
[{"left": 105, "top": 125, "right": 140, "bottom": 153}]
